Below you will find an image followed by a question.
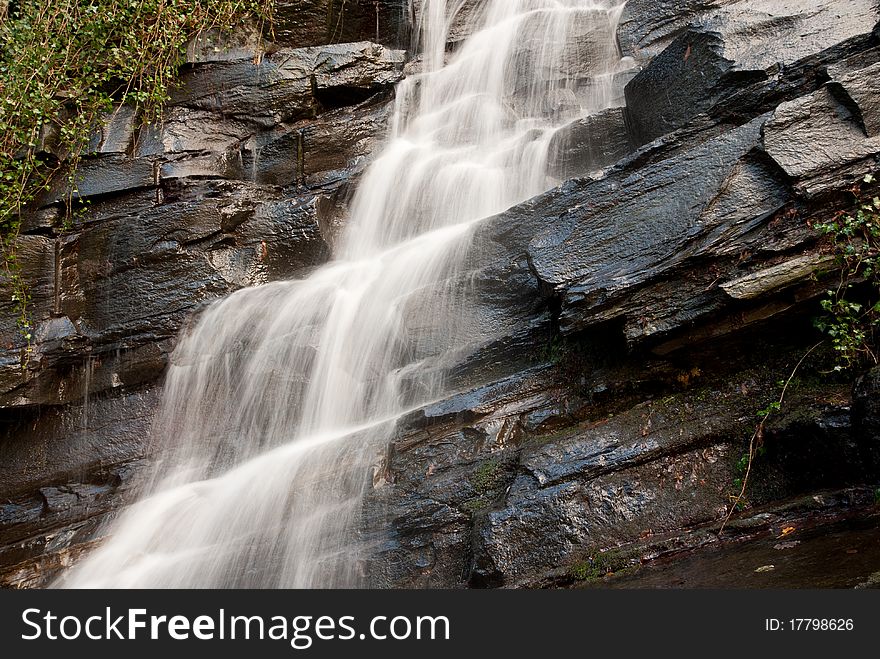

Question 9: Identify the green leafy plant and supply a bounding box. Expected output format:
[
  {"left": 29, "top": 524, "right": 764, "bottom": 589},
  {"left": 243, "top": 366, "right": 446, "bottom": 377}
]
[
  {"left": 721, "top": 174, "right": 879, "bottom": 532},
  {"left": 1, "top": 0, "right": 274, "bottom": 347},
  {"left": 814, "top": 174, "right": 880, "bottom": 369}
]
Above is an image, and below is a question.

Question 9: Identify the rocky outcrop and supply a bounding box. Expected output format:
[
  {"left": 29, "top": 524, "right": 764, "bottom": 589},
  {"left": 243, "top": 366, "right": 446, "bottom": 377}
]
[
  {"left": 622, "top": 0, "right": 879, "bottom": 146},
  {"left": 361, "top": 0, "right": 880, "bottom": 587},
  {"left": 272, "top": 0, "right": 412, "bottom": 49},
  {"left": 547, "top": 108, "right": 631, "bottom": 180},
  {"left": 0, "top": 8, "right": 407, "bottom": 586},
  {"left": 3, "top": 0, "right": 880, "bottom": 588},
  {"left": 364, "top": 318, "right": 877, "bottom": 587},
  {"left": 1, "top": 39, "right": 405, "bottom": 407}
]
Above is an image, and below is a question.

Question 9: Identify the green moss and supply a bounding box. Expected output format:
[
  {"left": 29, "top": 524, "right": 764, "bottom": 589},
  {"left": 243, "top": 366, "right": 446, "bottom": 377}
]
[
  {"left": 471, "top": 459, "right": 502, "bottom": 493},
  {"left": 462, "top": 496, "right": 491, "bottom": 515},
  {"left": 569, "top": 547, "right": 636, "bottom": 582}
]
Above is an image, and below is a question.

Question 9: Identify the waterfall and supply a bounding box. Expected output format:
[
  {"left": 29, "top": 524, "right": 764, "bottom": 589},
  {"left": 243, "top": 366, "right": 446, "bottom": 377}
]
[{"left": 60, "top": 0, "right": 629, "bottom": 588}]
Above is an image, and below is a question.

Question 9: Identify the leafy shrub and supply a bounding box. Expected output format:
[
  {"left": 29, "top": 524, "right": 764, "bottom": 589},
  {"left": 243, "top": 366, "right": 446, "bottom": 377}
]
[
  {"left": 814, "top": 174, "right": 880, "bottom": 369},
  {"left": 1, "top": 0, "right": 274, "bottom": 340}
]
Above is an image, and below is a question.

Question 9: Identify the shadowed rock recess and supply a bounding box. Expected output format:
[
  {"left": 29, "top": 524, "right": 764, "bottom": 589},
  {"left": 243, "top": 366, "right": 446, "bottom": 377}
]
[{"left": 2, "top": 1, "right": 880, "bottom": 588}]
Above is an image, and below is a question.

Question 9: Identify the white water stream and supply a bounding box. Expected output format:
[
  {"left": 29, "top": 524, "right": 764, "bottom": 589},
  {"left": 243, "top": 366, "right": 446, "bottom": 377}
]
[{"left": 61, "top": 0, "right": 629, "bottom": 588}]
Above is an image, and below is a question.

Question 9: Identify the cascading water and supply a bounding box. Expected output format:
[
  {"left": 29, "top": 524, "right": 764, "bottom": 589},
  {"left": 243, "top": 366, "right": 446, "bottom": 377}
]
[{"left": 60, "top": 0, "right": 630, "bottom": 588}]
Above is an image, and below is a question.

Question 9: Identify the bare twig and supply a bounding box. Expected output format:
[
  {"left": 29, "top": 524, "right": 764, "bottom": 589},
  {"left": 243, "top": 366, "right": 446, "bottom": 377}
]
[{"left": 719, "top": 341, "right": 824, "bottom": 535}]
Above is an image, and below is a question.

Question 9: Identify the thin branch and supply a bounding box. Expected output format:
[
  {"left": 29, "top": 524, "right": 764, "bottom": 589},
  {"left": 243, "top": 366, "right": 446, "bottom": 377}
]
[{"left": 718, "top": 341, "right": 824, "bottom": 535}]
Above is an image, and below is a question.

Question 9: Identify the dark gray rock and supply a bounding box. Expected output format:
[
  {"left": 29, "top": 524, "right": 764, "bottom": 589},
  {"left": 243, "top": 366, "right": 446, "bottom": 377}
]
[
  {"left": 619, "top": 0, "right": 879, "bottom": 66},
  {"left": 364, "top": 368, "right": 564, "bottom": 588},
  {"left": 184, "top": 23, "right": 273, "bottom": 64},
  {"left": 174, "top": 42, "right": 405, "bottom": 122},
  {"left": 764, "top": 66, "right": 880, "bottom": 197},
  {"left": 624, "top": 0, "right": 880, "bottom": 145},
  {"left": 617, "top": 0, "right": 716, "bottom": 63},
  {"left": 830, "top": 62, "right": 880, "bottom": 138},
  {"left": 853, "top": 366, "right": 880, "bottom": 469},
  {"left": 0, "top": 460, "right": 142, "bottom": 588},
  {"left": 272, "top": 0, "right": 412, "bottom": 50},
  {"left": 494, "top": 116, "right": 790, "bottom": 338},
  {"left": 624, "top": 29, "right": 739, "bottom": 146},
  {"left": 474, "top": 390, "right": 744, "bottom": 585},
  {"left": 694, "top": 1, "right": 879, "bottom": 72},
  {"left": 0, "top": 388, "right": 157, "bottom": 498},
  {"left": 477, "top": 442, "right": 734, "bottom": 585},
  {"left": 36, "top": 155, "right": 158, "bottom": 207},
  {"left": 363, "top": 486, "right": 472, "bottom": 589},
  {"left": 1, "top": 180, "right": 331, "bottom": 408},
  {"left": 547, "top": 107, "right": 631, "bottom": 179},
  {"left": 89, "top": 105, "right": 138, "bottom": 154},
  {"left": 855, "top": 367, "right": 880, "bottom": 431},
  {"left": 366, "top": 339, "right": 866, "bottom": 587},
  {"left": 239, "top": 92, "right": 392, "bottom": 188},
  {"left": 135, "top": 107, "right": 253, "bottom": 158}
]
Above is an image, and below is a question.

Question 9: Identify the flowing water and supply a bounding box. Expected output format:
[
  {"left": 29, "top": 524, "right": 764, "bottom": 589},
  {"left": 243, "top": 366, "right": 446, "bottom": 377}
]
[{"left": 61, "top": 0, "right": 630, "bottom": 588}]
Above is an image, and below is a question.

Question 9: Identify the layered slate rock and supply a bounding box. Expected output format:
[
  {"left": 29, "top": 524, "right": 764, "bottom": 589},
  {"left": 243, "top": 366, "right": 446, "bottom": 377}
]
[
  {"left": 361, "top": 0, "right": 880, "bottom": 588},
  {"left": 0, "top": 35, "right": 407, "bottom": 581},
  {"left": 272, "top": 0, "right": 412, "bottom": 49},
  {"left": 764, "top": 62, "right": 880, "bottom": 197},
  {"left": 1, "top": 39, "right": 405, "bottom": 412},
  {"left": 173, "top": 41, "right": 404, "bottom": 121},
  {"left": 617, "top": 0, "right": 717, "bottom": 63},
  {"left": 547, "top": 108, "right": 631, "bottom": 179},
  {"left": 364, "top": 332, "right": 873, "bottom": 587},
  {"left": 624, "top": 0, "right": 880, "bottom": 145},
  {"left": 470, "top": 1, "right": 880, "bottom": 349},
  {"left": 467, "top": 115, "right": 796, "bottom": 346}
]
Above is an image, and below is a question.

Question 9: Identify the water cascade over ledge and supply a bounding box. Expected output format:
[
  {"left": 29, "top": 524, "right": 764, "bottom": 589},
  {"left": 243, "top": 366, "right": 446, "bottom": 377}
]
[{"left": 59, "top": 0, "right": 630, "bottom": 588}]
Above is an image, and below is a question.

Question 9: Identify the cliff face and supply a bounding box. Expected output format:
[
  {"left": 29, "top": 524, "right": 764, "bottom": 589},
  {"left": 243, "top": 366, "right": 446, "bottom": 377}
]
[
  {"left": 2, "top": 1, "right": 880, "bottom": 588},
  {"left": 0, "top": 2, "right": 410, "bottom": 586}
]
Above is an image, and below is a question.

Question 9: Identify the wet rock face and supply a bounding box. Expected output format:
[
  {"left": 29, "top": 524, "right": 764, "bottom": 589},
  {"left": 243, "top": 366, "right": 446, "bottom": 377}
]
[
  {"left": 409, "top": 0, "right": 483, "bottom": 46},
  {"left": 618, "top": 0, "right": 878, "bottom": 66},
  {"left": 854, "top": 367, "right": 880, "bottom": 467},
  {"left": 623, "top": 0, "right": 879, "bottom": 146},
  {"left": 4, "top": 1, "right": 880, "bottom": 587},
  {"left": 273, "top": 0, "right": 412, "bottom": 49},
  {"left": 364, "top": 338, "right": 872, "bottom": 587},
  {"left": 523, "top": 116, "right": 789, "bottom": 336},
  {"left": 172, "top": 41, "right": 405, "bottom": 121},
  {"left": 0, "top": 389, "right": 154, "bottom": 588},
  {"left": 0, "top": 39, "right": 405, "bottom": 412},
  {"left": 361, "top": 0, "right": 880, "bottom": 587},
  {"left": 547, "top": 108, "right": 630, "bottom": 179},
  {"left": 764, "top": 64, "right": 880, "bottom": 197},
  {"left": 0, "top": 23, "right": 406, "bottom": 583}
]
